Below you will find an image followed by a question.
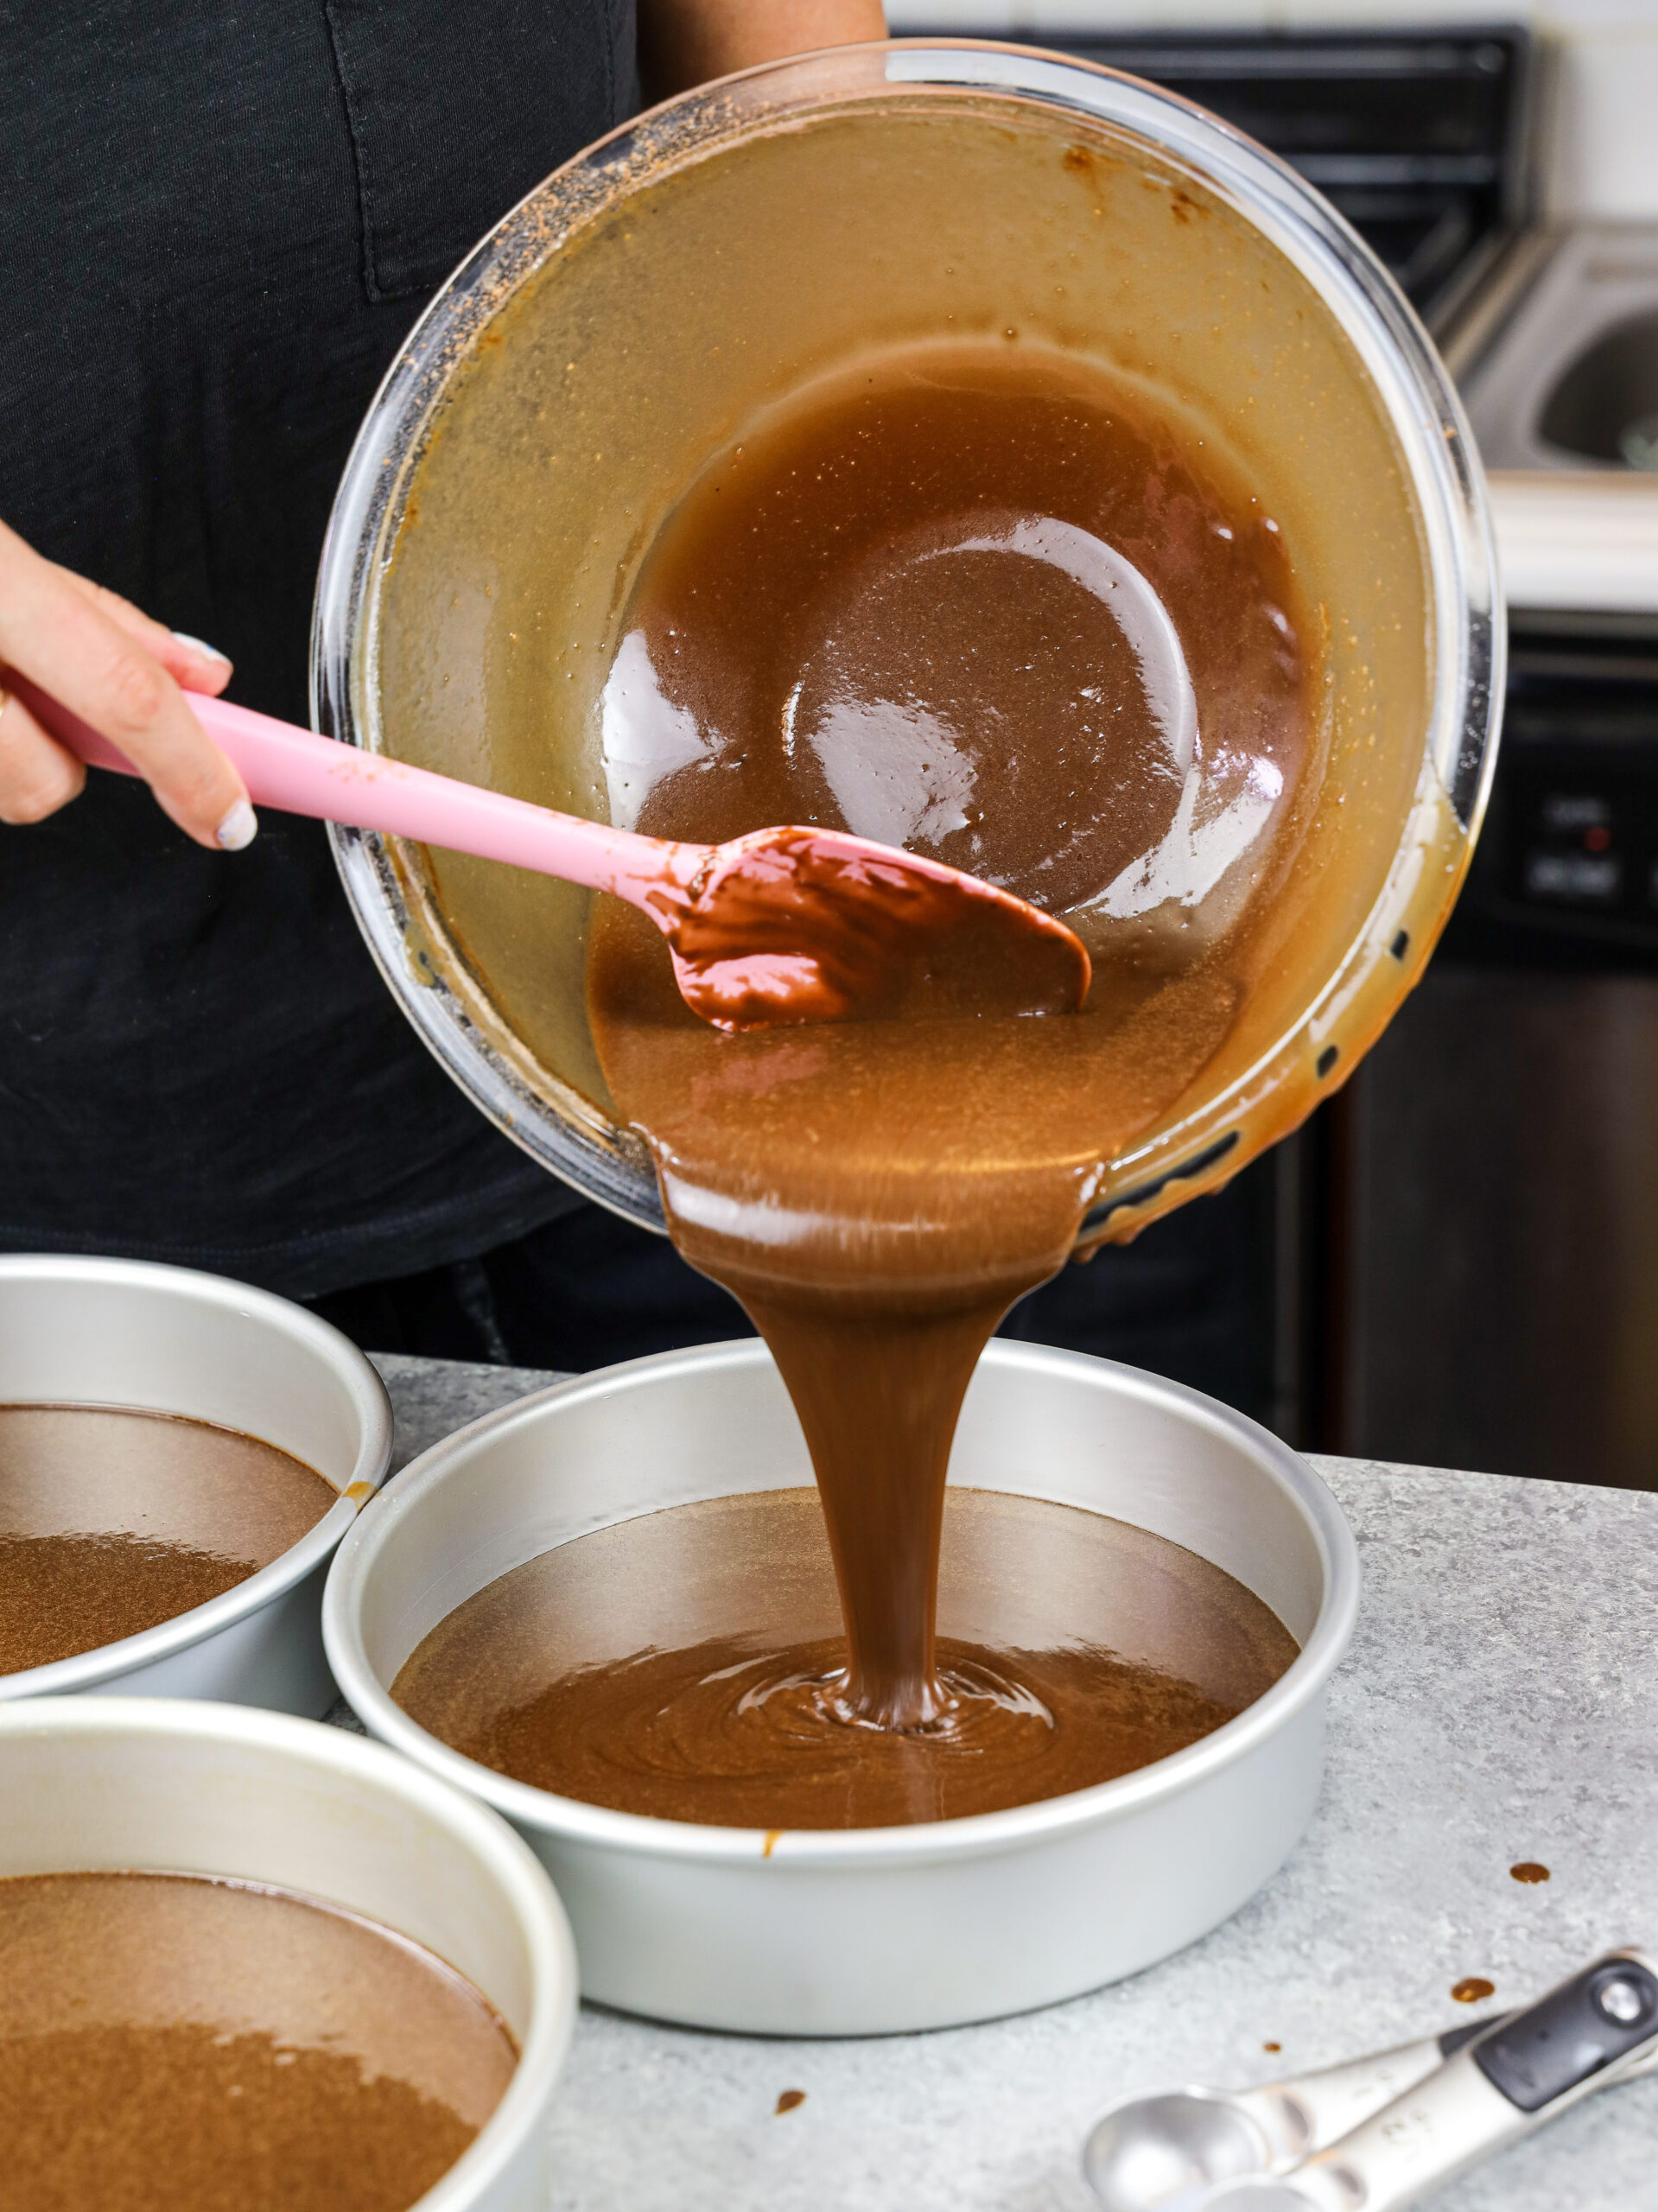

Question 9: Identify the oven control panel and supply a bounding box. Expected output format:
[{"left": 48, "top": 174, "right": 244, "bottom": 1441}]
[{"left": 1450, "top": 634, "right": 1658, "bottom": 965}]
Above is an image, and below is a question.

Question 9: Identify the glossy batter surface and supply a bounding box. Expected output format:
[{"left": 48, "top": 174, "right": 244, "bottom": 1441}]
[
  {"left": 0, "top": 1405, "right": 338, "bottom": 1674},
  {"left": 0, "top": 1871, "right": 517, "bottom": 2212},
  {"left": 395, "top": 1489, "right": 1298, "bottom": 1827},
  {"left": 654, "top": 820, "right": 1092, "bottom": 1031},
  {"left": 594, "top": 345, "right": 1308, "bottom": 916},
  {"left": 582, "top": 347, "right": 1312, "bottom": 1757}
]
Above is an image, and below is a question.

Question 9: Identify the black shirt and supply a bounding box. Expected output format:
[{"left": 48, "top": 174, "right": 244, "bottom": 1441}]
[{"left": 1, "top": 0, "right": 635, "bottom": 1296}]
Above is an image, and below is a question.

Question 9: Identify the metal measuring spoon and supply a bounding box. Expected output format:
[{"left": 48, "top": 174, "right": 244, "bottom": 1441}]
[
  {"left": 1084, "top": 2016, "right": 1505, "bottom": 2211},
  {"left": 1164, "top": 1949, "right": 1658, "bottom": 2211}
]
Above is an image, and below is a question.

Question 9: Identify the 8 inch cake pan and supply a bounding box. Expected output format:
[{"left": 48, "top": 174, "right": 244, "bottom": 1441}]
[
  {"left": 0, "top": 1696, "right": 577, "bottom": 2210},
  {"left": 0, "top": 1255, "right": 392, "bottom": 1712},
  {"left": 324, "top": 1338, "right": 1358, "bottom": 2036}
]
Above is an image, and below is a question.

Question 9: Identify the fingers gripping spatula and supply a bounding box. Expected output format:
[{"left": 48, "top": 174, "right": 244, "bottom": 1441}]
[{"left": 21, "top": 679, "right": 1090, "bottom": 1033}]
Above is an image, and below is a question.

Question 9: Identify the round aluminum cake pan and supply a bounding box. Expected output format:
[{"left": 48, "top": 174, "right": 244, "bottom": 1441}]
[
  {"left": 0, "top": 1696, "right": 577, "bottom": 2211},
  {"left": 0, "top": 1255, "right": 393, "bottom": 1711},
  {"left": 324, "top": 1338, "right": 1359, "bottom": 2036}
]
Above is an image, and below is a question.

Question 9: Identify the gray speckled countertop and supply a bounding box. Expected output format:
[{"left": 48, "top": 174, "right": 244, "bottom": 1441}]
[{"left": 364, "top": 1354, "right": 1658, "bottom": 2212}]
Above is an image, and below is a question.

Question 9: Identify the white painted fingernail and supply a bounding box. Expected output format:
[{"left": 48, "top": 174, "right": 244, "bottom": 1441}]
[
  {"left": 173, "top": 631, "right": 231, "bottom": 664},
  {"left": 215, "top": 798, "right": 257, "bottom": 851}
]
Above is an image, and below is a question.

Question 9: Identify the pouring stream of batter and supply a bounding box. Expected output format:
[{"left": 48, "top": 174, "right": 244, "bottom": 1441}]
[{"left": 588, "top": 343, "right": 1315, "bottom": 1745}]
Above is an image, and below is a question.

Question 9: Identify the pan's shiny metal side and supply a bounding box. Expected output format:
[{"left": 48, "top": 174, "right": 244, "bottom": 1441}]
[
  {"left": 0, "top": 1255, "right": 392, "bottom": 1711},
  {"left": 324, "top": 1338, "right": 1358, "bottom": 2036},
  {"left": 0, "top": 1697, "right": 577, "bottom": 2211}
]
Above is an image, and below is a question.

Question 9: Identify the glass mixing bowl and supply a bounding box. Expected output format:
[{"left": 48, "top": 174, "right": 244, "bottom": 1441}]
[{"left": 313, "top": 40, "right": 1502, "bottom": 1248}]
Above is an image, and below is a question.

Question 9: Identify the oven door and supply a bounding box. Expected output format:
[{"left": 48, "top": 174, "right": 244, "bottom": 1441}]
[{"left": 1337, "top": 632, "right": 1658, "bottom": 1489}]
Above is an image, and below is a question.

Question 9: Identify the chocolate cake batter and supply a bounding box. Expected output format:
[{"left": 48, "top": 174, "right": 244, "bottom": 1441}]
[
  {"left": 410, "top": 341, "right": 1313, "bottom": 1826},
  {"left": 0, "top": 1405, "right": 337, "bottom": 1674},
  {"left": 395, "top": 1488, "right": 1300, "bottom": 1827},
  {"left": 0, "top": 1870, "right": 516, "bottom": 2212}
]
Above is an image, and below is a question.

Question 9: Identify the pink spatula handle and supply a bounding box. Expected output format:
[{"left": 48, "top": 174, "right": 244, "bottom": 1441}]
[{"left": 16, "top": 677, "right": 702, "bottom": 906}]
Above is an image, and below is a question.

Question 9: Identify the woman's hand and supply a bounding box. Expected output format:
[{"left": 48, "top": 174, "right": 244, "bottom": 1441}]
[
  {"left": 640, "top": 0, "right": 886, "bottom": 103},
  {"left": 1, "top": 5, "right": 888, "bottom": 853},
  {"left": 0, "top": 518, "right": 256, "bottom": 849}
]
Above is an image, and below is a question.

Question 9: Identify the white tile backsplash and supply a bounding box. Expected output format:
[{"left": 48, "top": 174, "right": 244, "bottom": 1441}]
[{"left": 1545, "top": 23, "right": 1658, "bottom": 219}]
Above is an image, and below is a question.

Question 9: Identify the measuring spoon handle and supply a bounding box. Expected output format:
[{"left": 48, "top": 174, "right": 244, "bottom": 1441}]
[
  {"left": 1289, "top": 1949, "right": 1658, "bottom": 2212},
  {"left": 1229, "top": 2013, "right": 1509, "bottom": 2166}
]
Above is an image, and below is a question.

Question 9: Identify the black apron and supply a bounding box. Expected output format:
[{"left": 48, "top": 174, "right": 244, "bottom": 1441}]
[{"left": 0, "top": 0, "right": 636, "bottom": 1297}]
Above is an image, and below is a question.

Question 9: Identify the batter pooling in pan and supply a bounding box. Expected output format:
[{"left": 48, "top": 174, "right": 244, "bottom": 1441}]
[{"left": 574, "top": 342, "right": 1315, "bottom": 1793}]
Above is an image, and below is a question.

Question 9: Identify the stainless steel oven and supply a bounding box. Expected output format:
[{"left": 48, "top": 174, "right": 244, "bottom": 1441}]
[{"left": 1332, "top": 626, "right": 1658, "bottom": 1490}]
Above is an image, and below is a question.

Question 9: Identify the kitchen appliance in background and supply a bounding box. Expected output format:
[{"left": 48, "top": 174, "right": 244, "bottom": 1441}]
[
  {"left": 1455, "top": 223, "right": 1658, "bottom": 473},
  {"left": 893, "top": 25, "right": 1658, "bottom": 1491},
  {"left": 1333, "top": 624, "right": 1658, "bottom": 1495},
  {"left": 1331, "top": 201, "right": 1658, "bottom": 1491},
  {"left": 978, "top": 26, "right": 1540, "bottom": 1448}
]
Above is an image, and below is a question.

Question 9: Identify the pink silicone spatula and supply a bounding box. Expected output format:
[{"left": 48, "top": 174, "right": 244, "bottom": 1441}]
[{"left": 20, "top": 678, "right": 1090, "bottom": 1032}]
